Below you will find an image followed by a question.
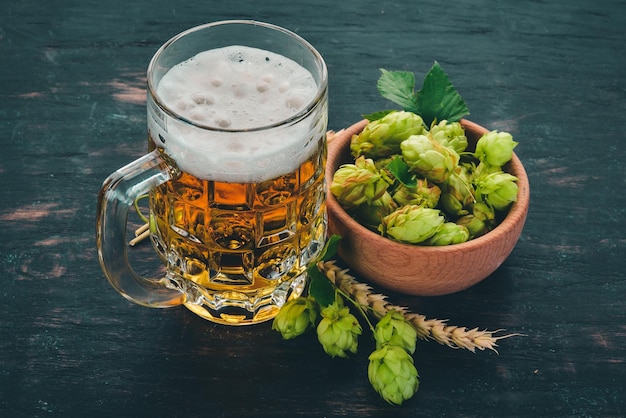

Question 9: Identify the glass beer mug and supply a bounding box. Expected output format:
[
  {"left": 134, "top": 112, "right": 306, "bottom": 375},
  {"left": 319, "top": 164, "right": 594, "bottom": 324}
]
[{"left": 96, "top": 21, "right": 328, "bottom": 325}]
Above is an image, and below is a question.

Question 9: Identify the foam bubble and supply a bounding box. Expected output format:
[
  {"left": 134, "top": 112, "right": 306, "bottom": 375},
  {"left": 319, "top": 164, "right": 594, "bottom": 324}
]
[
  {"left": 214, "top": 116, "right": 231, "bottom": 128},
  {"left": 191, "top": 92, "right": 215, "bottom": 105},
  {"left": 151, "top": 45, "right": 324, "bottom": 182},
  {"left": 278, "top": 81, "right": 290, "bottom": 93}
]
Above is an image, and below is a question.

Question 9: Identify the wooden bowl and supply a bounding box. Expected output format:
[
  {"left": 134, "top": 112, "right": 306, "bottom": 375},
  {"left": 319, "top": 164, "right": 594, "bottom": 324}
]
[{"left": 326, "top": 119, "right": 530, "bottom": 296}]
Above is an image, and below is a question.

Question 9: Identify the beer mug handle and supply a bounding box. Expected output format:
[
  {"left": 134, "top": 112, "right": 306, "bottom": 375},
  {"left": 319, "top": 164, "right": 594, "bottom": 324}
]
[{"left": 96, "top": 149, "right": 186, "bottom": 308}]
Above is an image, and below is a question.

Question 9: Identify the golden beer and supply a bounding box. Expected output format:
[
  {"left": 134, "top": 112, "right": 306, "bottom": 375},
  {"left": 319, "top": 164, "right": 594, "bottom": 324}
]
[{"left": 148, "top": 134, "right": 327, "bottom": 324}]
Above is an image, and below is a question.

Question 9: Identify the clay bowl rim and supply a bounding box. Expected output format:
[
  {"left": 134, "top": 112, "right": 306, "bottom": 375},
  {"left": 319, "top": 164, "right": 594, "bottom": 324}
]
[{"left": 326, "top": 118, "right": 530, "bottom": 256}]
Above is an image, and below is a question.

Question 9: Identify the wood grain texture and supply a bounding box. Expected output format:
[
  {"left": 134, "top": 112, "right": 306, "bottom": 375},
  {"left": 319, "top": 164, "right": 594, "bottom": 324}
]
[{"left": 1, "top": 0, "right": 625, "bottom": 416}]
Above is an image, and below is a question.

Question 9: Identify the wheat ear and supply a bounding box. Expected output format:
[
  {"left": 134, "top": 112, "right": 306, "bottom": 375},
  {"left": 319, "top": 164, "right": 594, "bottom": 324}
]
[{"left": 317, "top": 260, "right": 521, "bottom": 353}]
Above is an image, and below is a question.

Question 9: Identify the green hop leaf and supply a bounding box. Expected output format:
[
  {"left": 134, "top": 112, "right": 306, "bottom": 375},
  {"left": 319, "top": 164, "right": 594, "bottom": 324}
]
[
  {"left": 307, "top": 264, "right": 335, "bottom": 308},
  {"left": 376, "top": 69, "right": 419, "bottom": 111},
  {"left": 368, "top": 344, "right": 420, "bottom": 405},
  {"left": 362, "top": 109, "right": 395, "bottom": 122},
  {"left": 377, "top": 62, "right": 469, "bottom": 127},
  {"left": 415, "top": 62, "right": 469, "bottom": 126},
  {"left": 385, "top": 155, "right": 416, "bottom": 188},
  {"left": 318, "top": 234, "right": 342, "bottom": 263}
]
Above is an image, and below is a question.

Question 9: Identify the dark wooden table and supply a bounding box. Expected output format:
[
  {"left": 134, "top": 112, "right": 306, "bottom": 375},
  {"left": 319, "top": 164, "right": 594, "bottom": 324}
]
[{"left": 2, "top": 0, "right": 625, "bottom": 416}]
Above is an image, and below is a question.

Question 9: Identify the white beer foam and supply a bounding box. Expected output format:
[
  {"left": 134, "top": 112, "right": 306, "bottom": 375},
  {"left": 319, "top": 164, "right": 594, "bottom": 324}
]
[{"left": 151, "top": 46, "right": 323, "bottom": 182}]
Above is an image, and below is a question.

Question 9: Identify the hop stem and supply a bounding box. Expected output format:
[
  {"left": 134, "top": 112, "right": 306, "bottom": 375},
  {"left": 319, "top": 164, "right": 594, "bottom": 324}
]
[{"left": 317, "top": 260, "right": 522, "bottom": 353}]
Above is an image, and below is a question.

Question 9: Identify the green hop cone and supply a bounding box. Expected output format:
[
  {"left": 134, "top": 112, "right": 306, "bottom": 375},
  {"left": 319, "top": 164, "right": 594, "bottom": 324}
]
[
  {"left": 379, "top": 205, "right": 445, "bottom": 244},
  {"left": 474, "top": 130, "right": 518, "bottom": 167},
  {"left": 352, "top": 191, "right": 398, "bottom": 230},
  {"left": 316, "top": 301, "right": 362, "bottom": 358},
  {"left": 472, "top": 201, "right": 495, "bottom": 222},
  {"left": 439, "top": 192, "right": 469, "bottom": 218},
  {"left": 272, "top": 296, "right": 319, "bottom": 340},
  {"left": 351, "top": 111, "right": 426, "bottom": 158},
  {"left": 392, "top": 178, "right": 441, "bottom": 209},
  {"left": 368, "top": 344, "right": 420, "bottom": 406},
  {"left": 473, "top": 160, "right": 502, "bottom": 179},
  {"left": 373, "top": 155, "right": 398, "bottom": 172},
  {"left": 330, "top": 156, "right": 390, "bottom": 208},
  {"left": 456, "top": 214, "right": 490, "bottom": 239},
  {"left": 475, "top": 171, "right": 519, "bottom": 212},
  {"left": 400, "top": 134, "right": 459, "bottom": 183},
  {"left": 424, "top": 222, "right": 470, "bottom": 246},
  {"left": 429, "top": 119, "right": 468, "bottom": 154},
  {"left": 374, "top": 310, "right": 418, "bottom": 354},
  {"left": 443, "top": 168, "right": 475, "bottom": 207}
]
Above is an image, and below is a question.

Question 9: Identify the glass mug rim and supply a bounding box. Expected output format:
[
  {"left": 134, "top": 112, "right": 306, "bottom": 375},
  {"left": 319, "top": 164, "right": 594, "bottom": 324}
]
[{"left": 146, "top": 19, "right": 328, "bottom": 134}]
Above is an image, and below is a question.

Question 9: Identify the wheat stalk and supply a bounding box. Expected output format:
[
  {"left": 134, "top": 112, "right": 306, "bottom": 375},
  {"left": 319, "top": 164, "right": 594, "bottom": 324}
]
[{"left": 317, "top": 260, "right": 521, "bottom": 353}]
